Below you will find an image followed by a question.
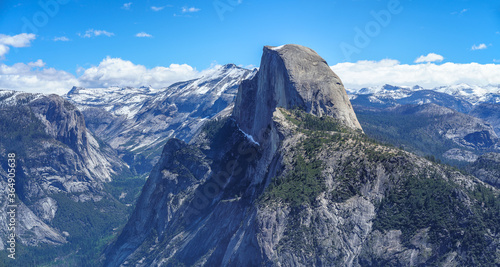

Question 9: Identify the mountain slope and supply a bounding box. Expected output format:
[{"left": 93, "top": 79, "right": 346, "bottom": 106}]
[
  {"left": 349, "top": 85, "right": 474, "bottom": 114},
  {"left": 66, "top": 64, "right": 256, "bottom": 174},
  {"left": 348, "top": 83, "right": 500, "bottom": 106},
  {"left": 0, "top": 90, "right": 135, "bottom": 266},
  {"left": 234, "top": 45, "right": 362, "bottom": 143},
  {"left": 470, "top": 103, "right": 500, "bottom": 136},
  {"left": 355, "top": 103, "right": 500, "bottom": 164},
  {"left": 104, "top": 45, "right": 500, "bottom": 266},
  {"left": 471, "top": 152, "right": 500, "bottom": 188}
]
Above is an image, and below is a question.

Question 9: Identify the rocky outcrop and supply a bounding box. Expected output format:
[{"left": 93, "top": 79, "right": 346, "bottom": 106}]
[
  {"left": 0, "top": 91, "right": 130, "bottom": 251},
  {"left": 104, "top": 45, "right": 498, "bottom": 266},
  {"left": 471, "top": 152, "right": 500, "bottom": 188},
  {"left": 105, "top": 107, "right": 498, "bottom": 266},
  {"left": 233, "top": 44, "right": 362, "bottom": 143}
]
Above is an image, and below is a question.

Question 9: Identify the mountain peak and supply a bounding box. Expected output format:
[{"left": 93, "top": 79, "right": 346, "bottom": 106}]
[{"left": 233, "top": 44, "right": 362, "bottom": 142}]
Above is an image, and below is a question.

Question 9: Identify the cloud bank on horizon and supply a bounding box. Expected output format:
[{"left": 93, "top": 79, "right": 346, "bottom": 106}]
[
  {"left": 2, "top": 54, "right": 500, "bottom": 95},
  {"left": 331, "top": 56, "right": 500, "bottom": 90},
  {"left": 0, "top": 33, "right": 499, "bottom": 95}
]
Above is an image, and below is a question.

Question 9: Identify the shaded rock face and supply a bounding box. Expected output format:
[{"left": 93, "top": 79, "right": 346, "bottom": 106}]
[
  {"left": 30, "top": 95, "right": 88, "bottom": 154},
  {"left": 471, "top": 152, "right": 500, "bottom": 188},
  {"left": 0, "top": 91, "right": 129, "bottom": 249},
  {"left": 105, "top": 108, "right": 499, "bottom": 267},
  {"left": 66, "top": 64, "right": 256, "bottom": 175},
  {"left": 470, "top": 103, "right": 500, "bottom": 136},
  {"left": 104, "top": 45, "right": 499, "bottom": 266},
  {"left": 233, "top": 44, "right": 362, "bottom": 143}
]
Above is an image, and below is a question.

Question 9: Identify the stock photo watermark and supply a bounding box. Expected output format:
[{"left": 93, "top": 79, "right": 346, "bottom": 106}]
[
  {"left": 213, "top": 0, "right": 243, "bottom": 21},
  {"left": 21, "top": 0, "right": 69, "bottom": 34},
  {"left": 340, "top": 0, "right": 403, "bottom": 61},
  {"left": 6, "top": 153, "right": 17, "bottom": 260}
]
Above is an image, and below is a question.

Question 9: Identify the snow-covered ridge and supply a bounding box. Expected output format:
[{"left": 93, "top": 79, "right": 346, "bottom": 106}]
[
  {"left": 65, "top": 86, "right": 158, "bottom": 119},
  {"left": 0, "top": 89, "right": 44, "bottom": 106},
  {"left": 65, "top": 64, "right": 256, "bottom": 119},
  {"left": 270, "top": 45, "right": 285, "bottom": 51},
  {"left": 63, "top": 63, "right": 256, "bottom": 161},
  {"left": 347, "top": 83, "right": 500, "bottom": 105},
  {"left": 172, "top": 64, "right": 253, "bottom": 97},
  {"left": 434, "top": 84, "right": 500, "bottom": 104}
]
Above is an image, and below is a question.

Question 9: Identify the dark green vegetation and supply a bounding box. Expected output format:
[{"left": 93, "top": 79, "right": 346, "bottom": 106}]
[
  {"left": 105, "top": 175, "right": 146, "bottom": 205},
  {"left": 374, "top": 173, "right": 500, "bottom": 266},
  {"left": 0, "top": 193, "right": 133, "bottom": 267},
  {"left": 262, "top": 108, "right": 400, "bottom": 206},
  {"left": 355, "top": 108, "right": 481, "bottom": 167},
  {"left": 261, "top": 109, "right": 346, "bottom": 207},
  {"left": 263, "top": 153, "right": 325, "bottom": 206},
  {"left": 281, "top": 108, "right": 348, "bottom": 133},
  {"left": 0, "top": 104, "right": 144, "bottom": 266},
  {"left": 472, "top": 154, "right": 500, "bottom": 175},
  {"left": 0, "top": 105, "right": 50, "bottom": 156},
  {"left": 264, "top": 109, "right": 500, "bottom": 265}
]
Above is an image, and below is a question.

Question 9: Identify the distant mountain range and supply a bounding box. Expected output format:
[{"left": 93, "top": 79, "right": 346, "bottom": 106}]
[
  {"left": 65, "top": 64, "right": 256, "bottom": 175},
  {"left": 65, "top": 72, "right": 500, "bottom": 169},
  {"left": 103, "top": 44, "right": 500, "bottom": 266},
  {"left": 344, "top": 84, "right": 500, "bottom": 165},
  {"left": 347, "top": 83, "right": 500, "bottom": 106},
  {"left": 0, "top": 49, "right": 499, "bottom": 266}
]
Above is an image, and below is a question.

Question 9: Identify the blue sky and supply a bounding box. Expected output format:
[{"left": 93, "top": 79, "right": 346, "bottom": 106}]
[{"left": 0, "top": 0, "right": 499, "bottom": 94}]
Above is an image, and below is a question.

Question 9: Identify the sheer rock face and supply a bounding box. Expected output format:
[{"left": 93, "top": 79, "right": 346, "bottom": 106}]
[
  {"left": 104, "top": 45, "right": 498, "bottom": 267},
  {"left": 66, "top": 64, "right": 256, "bottom": 174},
  {"left": 233, "top": 44, "right": 362, "bottom": 142},
  {"left": 0, "top": 91, "right": 129, "bottom": 249}
]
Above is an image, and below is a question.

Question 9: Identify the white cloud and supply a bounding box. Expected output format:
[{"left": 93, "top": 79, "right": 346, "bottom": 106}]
[
  {"left": 3, "top": 56, "right": 500, "bottom": 96},
  {"left": 27, "top": 59, "right": 45, "bottom": 68},
  {"left": 182, "top": 7, "right": 200, "bottom": 13},
  {"left": 471, "top": 43, "right": 487, "bottom": 50},
  {"left": 151, "top": 6, "right": 165, "bottom": 11},
  {"left": 54, "top": 36, "right": 70, "bottom": 42},
  {"left": 0, "top": 33, "right": 36, "bottom": 58},
  {"left": 0, "top": 33, "right": 36, "bottom": 47},
  {"left": 0, "top": 57, "right": 206, "bottom": 94},
  {"left": 79, "top": 29, "right": 115, "bottom": 38},
  {"left": 122, "top": 2, "right": 132, "bottom": 10},
  {"left": 0, "top": 60, "right": 79, "bottom": 95},
  {"left": 414, "top": 53, "right": 444, "bottom": 63},
  {"left": 77, "top": 57, "right": 200, "bottom": 88},
  {"left": 331, "top": 59, "right": 500, "bottom": 89},
  {"left": 135, "top": 32, "right": 152, "bottom": 38}
]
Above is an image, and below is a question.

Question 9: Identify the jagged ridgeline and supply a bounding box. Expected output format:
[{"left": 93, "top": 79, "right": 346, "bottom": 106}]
[
  {"left": 0, "top": 92, "right": 141, "bottom": 266},
  {"left": 104, "top": 44, "right": 499, "bottom": 266}
]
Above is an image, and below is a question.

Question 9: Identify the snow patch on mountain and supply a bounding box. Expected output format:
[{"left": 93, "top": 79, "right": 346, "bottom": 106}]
[{"left": 347, "top": 84, "right": 500, "bottom": 105}]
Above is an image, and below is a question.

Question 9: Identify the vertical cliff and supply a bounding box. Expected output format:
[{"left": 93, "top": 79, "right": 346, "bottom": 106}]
[
  {"left": 104, "top": 45, "right": 499, "bottom": 267},
  {"left": 233, "top": 44, "right": 362, "bottom": 143},
  {"left": 0, "top": 91, "right": 132, "bottom": 264}
]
